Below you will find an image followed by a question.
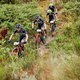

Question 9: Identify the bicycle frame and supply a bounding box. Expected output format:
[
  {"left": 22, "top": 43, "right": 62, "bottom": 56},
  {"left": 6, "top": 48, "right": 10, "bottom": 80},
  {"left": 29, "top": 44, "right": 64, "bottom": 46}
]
[
  {"left": 11, "top": 44, "right": 24, "bottom": 58},
  {"left": 35, "top": 30, "right": 46, "bottom": 48},
  {"left": 50, "top": 20, "right": 56, "bottom": 37},
  {"left": 35, "top": 32, "right": 41, "bottom": 44}
]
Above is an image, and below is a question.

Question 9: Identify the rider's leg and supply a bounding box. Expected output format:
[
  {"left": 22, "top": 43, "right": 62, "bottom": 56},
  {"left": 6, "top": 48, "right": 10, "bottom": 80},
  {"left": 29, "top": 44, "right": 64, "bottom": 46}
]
[
  {"left": 17, "top": 44, "right": 24, "bottom": 58},
  {"left": 44, "top": 29, "right": 47, "bottom": 37},
  {"left": 51, "top": 25, "right": 56, "bottom": 37},
  {"left": 41, "top": 38, "right": 46, "bottom": 44},
  {"left": 40, "top": 33, "right": 46, "bottom": 44}
]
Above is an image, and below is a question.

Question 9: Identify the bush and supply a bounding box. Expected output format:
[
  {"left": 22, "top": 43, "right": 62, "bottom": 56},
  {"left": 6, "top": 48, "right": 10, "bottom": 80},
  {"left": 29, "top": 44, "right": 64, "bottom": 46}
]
[
  {"left": 75, "top": 19, "right": 80, "bottom": 35},
  {"left": 0, "top": 2, "right": 40, "bottom": 31},
  {"left": 73, "top": 37, "right": 80, "bottom": 56},
  {"left": 0, "top": 2, "right": 39, "bottom": 79}
]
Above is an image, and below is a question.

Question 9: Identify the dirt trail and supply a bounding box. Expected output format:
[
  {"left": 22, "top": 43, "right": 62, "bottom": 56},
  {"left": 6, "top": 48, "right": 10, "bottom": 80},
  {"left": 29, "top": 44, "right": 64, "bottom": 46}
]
[
  {"left": 15, "top": 0, "right": 68, "bottom": 80},
  {"left": 34, "top": 0, "right": 71, "bottom": 80},
  {"left": 37, "top": 0, "right": 63, "bottom": 56}
]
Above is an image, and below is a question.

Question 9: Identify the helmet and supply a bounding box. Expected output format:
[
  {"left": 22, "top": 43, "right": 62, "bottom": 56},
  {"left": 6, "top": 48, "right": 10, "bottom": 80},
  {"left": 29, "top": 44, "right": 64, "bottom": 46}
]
[
  {"left": 49, "top": 3, "right": 53, "bottom": 7},
  {"left": 15, "top": 23, "right": 22, "bottom": 29},
  {"left": 47, "top": 9, "right": 52, "bottom": 14},
  {"left": 34, "top": 15, "right": 40, "bottom": 20}
]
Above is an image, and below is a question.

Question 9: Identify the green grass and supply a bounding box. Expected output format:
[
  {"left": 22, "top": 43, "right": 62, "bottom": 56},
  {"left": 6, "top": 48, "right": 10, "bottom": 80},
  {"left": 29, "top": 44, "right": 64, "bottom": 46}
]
[{"left": 0, "top": 0, "right": 80, "bottom": 80}]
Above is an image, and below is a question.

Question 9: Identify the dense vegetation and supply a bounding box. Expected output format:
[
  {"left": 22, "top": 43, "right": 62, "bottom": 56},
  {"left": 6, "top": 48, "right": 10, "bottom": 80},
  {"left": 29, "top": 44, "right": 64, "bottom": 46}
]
[
  {"left": 0, "top": 0, "right": 80, "bottom": 80},
  {"left": 48, "top": 0, "right": 80, "bottom": 79},
  {"left": 0, "top": 1, "right": 39, "bottom": 80},
  {"left": 0, "top": 0, "right": 32, "bottom": 4}
]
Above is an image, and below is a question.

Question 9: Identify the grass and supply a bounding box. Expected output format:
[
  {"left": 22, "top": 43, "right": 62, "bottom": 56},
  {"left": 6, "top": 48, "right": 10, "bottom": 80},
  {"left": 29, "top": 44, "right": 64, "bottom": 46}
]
[{"left": 0, "top": 0, "right": 80, "bottom": 80}]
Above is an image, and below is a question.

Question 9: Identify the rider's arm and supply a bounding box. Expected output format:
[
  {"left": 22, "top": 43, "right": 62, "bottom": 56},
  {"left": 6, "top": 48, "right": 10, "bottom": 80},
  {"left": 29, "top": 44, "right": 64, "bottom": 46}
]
[
  {"left": 9, "top": 33, "right": 14, "bottom": 41},
  {"left": 54, "top": 13, "right": 56, "bottom": 21},
  {"left": 25, "top": 34, "right": 28, "bottom": 42},
  {"left": 32, "top": 22, "right": 35, "bottom": 29},
  {"left": 55, "top": 6, "right": 58, "bottom": 14},
  {"left": 32, "top": 20, "right": 37, "bottom": 29},
  {"left": 9, "top": 30, "right": 17, "bottom": 41}
]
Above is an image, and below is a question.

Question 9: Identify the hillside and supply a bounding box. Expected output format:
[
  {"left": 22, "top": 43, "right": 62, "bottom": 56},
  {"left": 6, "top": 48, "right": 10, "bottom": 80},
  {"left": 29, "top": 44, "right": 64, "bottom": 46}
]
[{"left": 0, "top": 0, "right": 80, "bottom": 80}]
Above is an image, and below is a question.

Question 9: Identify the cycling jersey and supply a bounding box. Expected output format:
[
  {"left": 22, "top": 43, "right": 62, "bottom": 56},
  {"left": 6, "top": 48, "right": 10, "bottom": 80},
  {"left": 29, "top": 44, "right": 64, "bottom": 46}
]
[
  {"left": 34, "top": 18, "right": 44, "bottom": 29},
  {"left": 14, "top": 28, "right": 27, "bottom": 43},
  {"left": 47, "top": 13, "right": 55, "bottom": 22}
]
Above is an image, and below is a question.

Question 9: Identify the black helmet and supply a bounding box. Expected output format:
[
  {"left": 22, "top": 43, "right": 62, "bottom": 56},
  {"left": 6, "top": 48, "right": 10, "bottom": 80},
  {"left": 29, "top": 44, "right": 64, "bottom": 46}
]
[
  {"left": 34, "top": 15, "right": 40, "bottom": 20},
  {"left": 15, "top": 23, "right": 22, "bottom": 29}
]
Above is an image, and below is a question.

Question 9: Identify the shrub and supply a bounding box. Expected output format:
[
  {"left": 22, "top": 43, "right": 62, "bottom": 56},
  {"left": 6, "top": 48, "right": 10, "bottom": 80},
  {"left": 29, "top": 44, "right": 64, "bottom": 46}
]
[{"left": 0, "top": 2, "right": 40, "bottom": 31}]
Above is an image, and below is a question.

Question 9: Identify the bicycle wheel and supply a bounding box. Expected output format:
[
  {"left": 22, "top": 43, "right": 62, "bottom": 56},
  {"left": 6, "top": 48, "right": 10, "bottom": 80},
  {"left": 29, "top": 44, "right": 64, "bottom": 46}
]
[
  {"left": 40, "top": 35, "right": 46, "bottom": 44},
  {"left": 35, "top": 37, "right": 41, "bottom": 48},
  {"left": 50, "top": 23, "right": 56, "bottom": 37},
  {"left": 18, "top": 51, "right": 23, "bottom": 58}
]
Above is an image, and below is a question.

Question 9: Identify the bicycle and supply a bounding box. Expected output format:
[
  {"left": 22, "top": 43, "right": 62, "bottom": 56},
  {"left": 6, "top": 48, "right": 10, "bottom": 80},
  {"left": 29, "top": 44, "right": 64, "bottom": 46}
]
[
  {"left": 50, "top": 20, "right": 56, "bottom": 37},
  {"left": 10, "top": 42, "right": 24, "bottom": 58},
  {"left": 35, "top": 29, "right": 46, "bottom": 48}
]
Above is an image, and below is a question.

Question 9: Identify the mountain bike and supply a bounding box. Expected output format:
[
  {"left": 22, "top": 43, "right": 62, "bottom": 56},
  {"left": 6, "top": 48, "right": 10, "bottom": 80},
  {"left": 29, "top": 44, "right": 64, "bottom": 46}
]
[
  {"left": 35, "top": 29, "right": 46, "bottom": 48},
  {"left": 10, "top": 42, "right": 24, "bottom": 58},
  {"left": 50, "top": 20, "right": 56, "bottom": 37}
]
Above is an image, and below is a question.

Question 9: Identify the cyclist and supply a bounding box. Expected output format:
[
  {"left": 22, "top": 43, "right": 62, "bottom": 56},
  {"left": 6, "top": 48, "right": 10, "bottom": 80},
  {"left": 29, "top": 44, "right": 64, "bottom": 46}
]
[
  {"left": 9, "top": 23, "right": 28, "bottom": 57},
  {"left": 32, "top": 16, "right": 46, "bottom": 30},
  {"left": 48, "top": 3, "right": 55, "bottom": 13},
  {"left": 32, "top": 16, "right": 47, "bottom": 44},
  {"left": 46, "top": 9, "right": 56, "bottom": 37}
]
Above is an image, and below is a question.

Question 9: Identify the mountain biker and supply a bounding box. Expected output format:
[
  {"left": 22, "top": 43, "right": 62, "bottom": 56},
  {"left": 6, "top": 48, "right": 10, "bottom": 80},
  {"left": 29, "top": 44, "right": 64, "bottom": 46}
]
[
  {"left": 32, "top": 16, "right": 47, "bottom": 44},
  {"left": 9, "top": 23, "right": 28, "bottom": 44},
  {"left": 46, "top": 9, "right": 55, "bottom": 23},
  {"left": 48, "top": 3, "right": 55, "bottom": 13},
  {"left": 9, "top": 23, "right": 28, "bottom": 57},
  {"left": 32, "top": 16, "right": 46, "bottom": 30},
  {"left": 46, "top": 9, "right": 56, "bottom": 37},
  {"left": 47, "top": 3, "right": 57, "bottom": 19}
]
